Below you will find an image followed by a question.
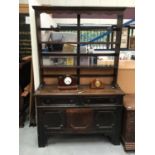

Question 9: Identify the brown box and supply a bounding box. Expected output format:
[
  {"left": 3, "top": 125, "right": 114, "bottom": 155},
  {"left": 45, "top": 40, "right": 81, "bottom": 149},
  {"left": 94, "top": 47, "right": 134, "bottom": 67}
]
[{"left": 63, "top": 44, "right": 76, "bottom": 53}]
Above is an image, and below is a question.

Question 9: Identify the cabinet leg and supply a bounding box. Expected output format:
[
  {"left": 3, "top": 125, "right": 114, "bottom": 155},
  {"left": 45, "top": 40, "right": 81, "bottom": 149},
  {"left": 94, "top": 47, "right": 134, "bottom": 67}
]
[
  {"left": 38, "top": 135, "right": 47, "bottom": 147},
  {"left": 110, "top": 135, "right": 120, "bottom": 145},
  {"left": 19, "top": 115, "right": 24, "bottom": 128}
]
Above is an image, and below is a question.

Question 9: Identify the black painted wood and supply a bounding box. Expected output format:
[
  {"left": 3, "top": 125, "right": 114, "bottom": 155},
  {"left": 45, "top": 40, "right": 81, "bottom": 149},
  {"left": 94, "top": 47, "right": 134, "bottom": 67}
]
[
  {"left": 34, "top": 10, "right": 43, "bottom": 84},
  {"left": 112, "top": 14, "right": 123, "bottom": 86},
  {"left": 77, "top": 14, "right": 80, "bottom": 85},
  {"left": 41, "top": 52, "right": 117, "bottom": 56},
  {"left": 42, "top": 74, "right": 114, "bottom": 78},
  {"left": 32, "top": 6, "right": 126, "bottom": 13}
]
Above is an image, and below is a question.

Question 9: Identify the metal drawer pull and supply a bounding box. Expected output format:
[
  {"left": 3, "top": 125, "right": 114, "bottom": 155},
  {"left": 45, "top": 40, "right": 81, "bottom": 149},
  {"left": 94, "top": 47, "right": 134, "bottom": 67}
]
[
  {"left": 70, "top": 99, "right": 74, "bottom": 103},
  {"left": 60, "top": 124, "right": 64, "bottom": 128},
  {"left": 46, "top": 99, "right": 51, "bottom": 104},
  {"left": 96, "top": 124, "right": 100, "bottom": 127},
  {"left": 110, "top": 99, "right": 114, "bottom": 102},
  {"left": 87, "top": 99, "right": 90, "bottom": 103}
]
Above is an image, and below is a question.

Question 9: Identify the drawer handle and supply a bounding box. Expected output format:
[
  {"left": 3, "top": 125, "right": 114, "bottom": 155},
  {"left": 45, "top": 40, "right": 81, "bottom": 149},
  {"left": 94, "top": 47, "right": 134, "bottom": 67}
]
[
  {"left": 70, "top": 124, "right": 89, "bottom": 130},
  {"left": 96, "top": 124, "right": 99, "bottom": 127},
  {"left": 60, "top": 124, "right": 64, "bottom": 128},
  {"left": 44, "top": 125, "right": 48, "bottom": 128},
  {"left": 110, "top": 99, "right": 115, "bottom": 102},
  {"left": 70, "top": 99, "right": 74, "bottom": 103},
  {"left": 46, "top": 99, "right": 51, "bottom": 104},
  {"left": 87, "top": 99, "right": 90, "bottom": 103}
]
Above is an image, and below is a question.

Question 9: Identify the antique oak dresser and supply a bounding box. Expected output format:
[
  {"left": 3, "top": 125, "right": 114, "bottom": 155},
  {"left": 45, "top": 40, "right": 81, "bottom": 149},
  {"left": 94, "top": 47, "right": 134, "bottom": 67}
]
[{"left": 33, "top": 6, "right": 126, "bottom": 147}]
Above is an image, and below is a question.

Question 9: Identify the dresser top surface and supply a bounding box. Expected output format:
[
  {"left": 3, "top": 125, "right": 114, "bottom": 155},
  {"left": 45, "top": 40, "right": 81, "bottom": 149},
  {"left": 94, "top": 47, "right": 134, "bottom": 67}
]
[{"left": 35, "top": 85, "right": 124, "bottom": 96}]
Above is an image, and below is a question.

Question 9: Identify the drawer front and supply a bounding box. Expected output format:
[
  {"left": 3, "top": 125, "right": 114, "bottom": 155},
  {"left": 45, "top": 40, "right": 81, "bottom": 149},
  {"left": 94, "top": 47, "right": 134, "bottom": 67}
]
[
  {"left": 81, "top": 96, "right": 120, "bottom": 104},
  {"left": 36, "top": 95, "right": 122, "bottom": 106},
  {"left": 37, "top": 96, "right": 78, "bottom": 105}
]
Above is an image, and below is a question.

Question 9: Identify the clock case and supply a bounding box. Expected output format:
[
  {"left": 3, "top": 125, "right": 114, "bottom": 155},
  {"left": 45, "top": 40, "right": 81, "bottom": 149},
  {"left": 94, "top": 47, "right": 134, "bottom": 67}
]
[
  {"left": 90, "top": 79, "right": 104, "bottom": 89},
  {"left": 58, "top": 75, "right": 78, "bottom": 89}
]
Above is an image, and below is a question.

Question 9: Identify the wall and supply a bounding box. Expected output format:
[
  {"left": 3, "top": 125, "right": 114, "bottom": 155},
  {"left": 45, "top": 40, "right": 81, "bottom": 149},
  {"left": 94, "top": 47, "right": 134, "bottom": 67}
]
[
  {"left": 19, "top": 0, "right": 28, "bottom": 4},
  {"left": 28, "top": 0, "right": 135, "bottom": 90}
]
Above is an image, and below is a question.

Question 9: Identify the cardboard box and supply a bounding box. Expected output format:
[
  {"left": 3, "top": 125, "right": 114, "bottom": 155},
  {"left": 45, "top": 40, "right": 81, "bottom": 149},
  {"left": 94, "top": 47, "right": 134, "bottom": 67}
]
[
  {"left": 97, "top": 56, "right": 114, "bottom": 66},
  {"left": 66, "top": 57, "right": 74, "bottom": 66},
  {"left": 63, "top": 44, "right": 76, "bottom": 53}
]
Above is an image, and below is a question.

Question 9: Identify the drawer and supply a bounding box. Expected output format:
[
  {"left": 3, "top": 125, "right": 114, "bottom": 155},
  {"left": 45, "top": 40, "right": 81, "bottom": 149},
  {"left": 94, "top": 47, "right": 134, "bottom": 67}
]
[
  {"left": 81, "top": 96, "right": 119, "bottom": 104},
  {"left": 37, "top": 96, "right": 78, "bottom": 105}
]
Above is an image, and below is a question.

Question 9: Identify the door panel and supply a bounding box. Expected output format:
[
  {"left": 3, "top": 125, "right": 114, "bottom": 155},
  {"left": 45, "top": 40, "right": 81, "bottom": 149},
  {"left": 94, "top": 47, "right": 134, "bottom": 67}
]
[
  {"left": 43, "top": 110, "right": 65, "bottom": 130},
  {"left": 95, "top": 110, "right": 115, "bottom": 129},
  {"left": 66, "top": 108, "right": 93, "bottom": 131}
]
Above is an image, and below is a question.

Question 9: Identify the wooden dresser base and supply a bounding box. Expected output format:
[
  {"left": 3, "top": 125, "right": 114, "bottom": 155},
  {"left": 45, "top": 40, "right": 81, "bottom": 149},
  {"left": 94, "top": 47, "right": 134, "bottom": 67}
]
[{"left": 35, "top": 85, "right": 124, "bottom": 147}]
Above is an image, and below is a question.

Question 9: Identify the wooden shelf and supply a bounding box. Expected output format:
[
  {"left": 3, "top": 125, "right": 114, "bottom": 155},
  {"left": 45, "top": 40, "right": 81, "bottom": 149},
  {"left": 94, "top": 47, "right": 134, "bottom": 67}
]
[
  {"left": 80, "top": 74, "right": 114, "bottom": 77},
  {"left": 39, "top": 26, "right": 117, "bottom": 31},
  {"left": 32, "top": 6, "right": 126, "bottom": 14},
  {"left": 42, "top": 65, "right": 115, "bottom": 70},
  {"left": 43, "top": 74, "right": 76, "bottom": 77},
  {"left": 40, "top": 41, "right": 116, "bottom": 45},
  {"left": 42, "top": 52, "right": 117, "bottom": 56},
  {"left": 42, "top": 52, "right": 77, "bottom": 56},
  {"left": 43, "top": 74, "right": 114, "bottom": 77},
  {"left": 35, "top": 84, "right": 124, "bottom": 96}
]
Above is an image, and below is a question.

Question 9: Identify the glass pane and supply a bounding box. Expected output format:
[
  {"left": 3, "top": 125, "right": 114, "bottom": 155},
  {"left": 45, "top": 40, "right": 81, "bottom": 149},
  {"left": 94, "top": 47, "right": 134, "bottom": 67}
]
[
  {"left": 42, "top": 43, "right": 77, "bottom": 53},
  {"left": 41, "top": 31, "right": 77, "bottom": 42},
  {"left": 40, "top": 12, "right": 78, "bottom": 52},
  {"left": 43, "top": 56, "right": 76, "bottom": 67},
  {"left": 79, "top": 56, "right": 114, "bottom": 67},
  {"left": 80, "top": 30, "right": 108, "bottom": 49},
  {"left": 96, "top": 56, "right": 114, "bottom": 67}
]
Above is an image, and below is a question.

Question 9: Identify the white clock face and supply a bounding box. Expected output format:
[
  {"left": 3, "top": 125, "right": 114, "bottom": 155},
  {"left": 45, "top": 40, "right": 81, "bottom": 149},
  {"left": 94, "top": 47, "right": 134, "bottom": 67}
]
[{"left": 64, "top": 77, "right": 72, "bottom": 85}]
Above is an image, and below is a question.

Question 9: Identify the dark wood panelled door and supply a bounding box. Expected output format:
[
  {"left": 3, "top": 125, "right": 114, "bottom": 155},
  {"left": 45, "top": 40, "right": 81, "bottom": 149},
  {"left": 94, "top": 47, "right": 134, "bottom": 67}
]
[
  {"left": 95, "top": 110, "right": 115, "bottom": 129},
  {"left": 66, "top": 108, "right": 93, "bottom": 132},
  {"left": 43, "top": 110, "right": 65, "bottom": 130}
]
